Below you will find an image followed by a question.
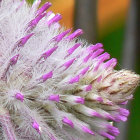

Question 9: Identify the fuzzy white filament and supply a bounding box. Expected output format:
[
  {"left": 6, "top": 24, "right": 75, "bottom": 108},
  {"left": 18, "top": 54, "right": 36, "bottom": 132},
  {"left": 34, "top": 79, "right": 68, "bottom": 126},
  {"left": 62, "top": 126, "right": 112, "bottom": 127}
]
[{"left": 0, "top": 0, "right": 139, "bottom": 140}]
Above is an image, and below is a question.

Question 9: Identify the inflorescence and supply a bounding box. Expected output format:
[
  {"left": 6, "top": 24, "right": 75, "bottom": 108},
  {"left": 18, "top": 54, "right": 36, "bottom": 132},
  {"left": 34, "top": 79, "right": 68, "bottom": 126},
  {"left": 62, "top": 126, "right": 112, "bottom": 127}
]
[{"left": 0, "top": 0, "right": 139, "bottom": 140}]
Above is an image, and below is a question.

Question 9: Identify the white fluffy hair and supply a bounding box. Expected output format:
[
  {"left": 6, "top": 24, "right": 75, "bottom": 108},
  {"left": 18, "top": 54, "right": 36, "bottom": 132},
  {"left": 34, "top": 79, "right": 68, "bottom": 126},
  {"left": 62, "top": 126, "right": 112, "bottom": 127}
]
[{"left": 0, "top": 0, "right": 139, "bottom": 140}]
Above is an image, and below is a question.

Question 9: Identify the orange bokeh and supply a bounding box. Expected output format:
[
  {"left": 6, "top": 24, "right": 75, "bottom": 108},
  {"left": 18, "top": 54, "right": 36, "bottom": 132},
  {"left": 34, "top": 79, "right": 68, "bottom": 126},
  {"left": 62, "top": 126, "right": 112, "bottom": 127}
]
[
  {"left": 49, "top": 0, "right": 74, "bottom": 29},
  {"left": 98, "top": 0, "right": 130, "bottom": 33},
  {"left": 47, "top": 0, "right": 130, "bottom": 33}
]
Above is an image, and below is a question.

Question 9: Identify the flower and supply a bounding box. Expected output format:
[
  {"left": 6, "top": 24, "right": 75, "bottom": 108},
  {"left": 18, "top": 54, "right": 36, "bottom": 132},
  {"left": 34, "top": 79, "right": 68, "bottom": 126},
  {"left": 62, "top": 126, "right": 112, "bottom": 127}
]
[{"left": 0, "top": 0, "right": 139, "bottom": 140}]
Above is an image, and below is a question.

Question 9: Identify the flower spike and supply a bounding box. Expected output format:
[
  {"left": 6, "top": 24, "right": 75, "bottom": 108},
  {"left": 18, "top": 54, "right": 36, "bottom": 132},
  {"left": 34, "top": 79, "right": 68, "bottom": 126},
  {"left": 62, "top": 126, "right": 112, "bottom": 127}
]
[{"left": 0, "top": 1, "right": 139, "bottom": 140}]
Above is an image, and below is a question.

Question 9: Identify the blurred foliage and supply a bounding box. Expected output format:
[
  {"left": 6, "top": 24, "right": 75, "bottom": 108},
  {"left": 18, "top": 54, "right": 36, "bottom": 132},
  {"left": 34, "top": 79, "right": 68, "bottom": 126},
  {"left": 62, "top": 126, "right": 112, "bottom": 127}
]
[
  {"left": 97, "top": 25, "right": 125, "bottom": 69},
  {"left": 28, "top": 0, "right": 33, "bottom": 4},
  {"left": 129, "top": 87, "right": 140, "bottom": 140},
  {"left": 128, "top": 52, "right": 140, "bottom": 140}
]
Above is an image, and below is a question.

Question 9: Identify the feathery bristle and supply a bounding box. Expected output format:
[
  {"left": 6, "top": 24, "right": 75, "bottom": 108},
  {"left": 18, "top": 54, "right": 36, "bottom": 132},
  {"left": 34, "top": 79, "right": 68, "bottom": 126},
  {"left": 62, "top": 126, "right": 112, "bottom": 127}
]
[{"left": 0, "top": 0, "right": 139, "bottom": 140}]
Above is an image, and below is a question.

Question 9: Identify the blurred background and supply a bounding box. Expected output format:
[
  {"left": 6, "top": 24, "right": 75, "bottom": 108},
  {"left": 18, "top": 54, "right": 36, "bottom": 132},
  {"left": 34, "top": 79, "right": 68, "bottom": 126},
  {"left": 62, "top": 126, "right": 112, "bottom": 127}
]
[{"left": 28, "top": 0, "right": 140, "bottom": 140}]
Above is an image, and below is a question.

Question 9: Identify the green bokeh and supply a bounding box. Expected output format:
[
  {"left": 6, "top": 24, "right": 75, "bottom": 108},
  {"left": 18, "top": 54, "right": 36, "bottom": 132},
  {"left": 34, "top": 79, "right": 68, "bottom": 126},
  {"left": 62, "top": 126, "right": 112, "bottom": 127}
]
[
  {"left": 98, "top": 25, "right": 125, "bottom": 70},
  {"left": 28, "top": 0, "right": 34, "bottom": 3},
  {"left": 128, "top": 87, "right": 140, "bottom": 140}
]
